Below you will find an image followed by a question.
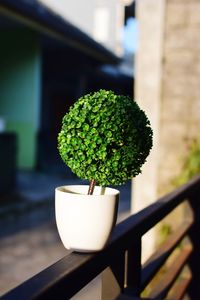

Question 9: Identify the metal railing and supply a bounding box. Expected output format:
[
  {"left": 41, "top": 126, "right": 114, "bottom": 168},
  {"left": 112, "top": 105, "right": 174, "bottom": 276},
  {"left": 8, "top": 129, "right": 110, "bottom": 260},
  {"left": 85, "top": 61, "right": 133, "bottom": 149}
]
[{"left": 2, "top": 175, "right": 200, "bottom": 300}]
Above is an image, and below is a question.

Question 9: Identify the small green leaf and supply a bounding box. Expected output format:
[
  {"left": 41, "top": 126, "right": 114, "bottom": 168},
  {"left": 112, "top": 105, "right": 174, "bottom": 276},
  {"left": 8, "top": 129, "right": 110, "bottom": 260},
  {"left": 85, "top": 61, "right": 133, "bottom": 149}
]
[{"left": 83, "top": 124, "right": 89, "bottom": 131}]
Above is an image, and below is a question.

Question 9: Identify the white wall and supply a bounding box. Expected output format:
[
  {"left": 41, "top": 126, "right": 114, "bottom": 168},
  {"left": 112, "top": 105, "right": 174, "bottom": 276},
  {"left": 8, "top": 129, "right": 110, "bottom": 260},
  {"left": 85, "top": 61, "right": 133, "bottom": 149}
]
[{"left": 39, "top": 0, "right": 125, "bottom": 55}]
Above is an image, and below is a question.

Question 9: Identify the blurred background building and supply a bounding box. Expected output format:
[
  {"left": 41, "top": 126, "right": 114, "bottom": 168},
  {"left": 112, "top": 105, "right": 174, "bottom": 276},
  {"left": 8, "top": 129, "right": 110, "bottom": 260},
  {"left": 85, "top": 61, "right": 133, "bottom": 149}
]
[
  {"left": 0, "top": 0, "right": 135, "bottom": 296},
  {"left": 0, "top": 0, "right": 134, "bottom": 195},
  {"left": 39, "top": 0, "right": 125, "bottom": 56}
]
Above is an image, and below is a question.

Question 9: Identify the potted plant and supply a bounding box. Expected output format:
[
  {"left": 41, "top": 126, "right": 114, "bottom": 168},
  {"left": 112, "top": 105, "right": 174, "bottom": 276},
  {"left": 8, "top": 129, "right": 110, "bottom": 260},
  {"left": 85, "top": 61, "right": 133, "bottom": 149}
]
[{"left": 56, "top": 89, "right": 153, "bottom": 252}]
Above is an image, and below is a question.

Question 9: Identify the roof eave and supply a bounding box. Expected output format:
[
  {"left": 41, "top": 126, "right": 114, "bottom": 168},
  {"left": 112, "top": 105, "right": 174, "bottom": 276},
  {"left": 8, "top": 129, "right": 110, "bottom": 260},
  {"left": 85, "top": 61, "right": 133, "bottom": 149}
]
[{"left": 0, "top": 0, "right": 121, "bottom": 65}]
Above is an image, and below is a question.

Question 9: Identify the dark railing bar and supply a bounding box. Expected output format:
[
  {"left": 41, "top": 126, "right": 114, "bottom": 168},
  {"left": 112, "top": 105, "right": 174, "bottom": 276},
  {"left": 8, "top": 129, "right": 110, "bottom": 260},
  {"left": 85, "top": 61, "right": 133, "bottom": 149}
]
[
  {"left": 148, "top": 246, "right": 192, "bottom": 299},
  {"left": 1, "top": 175, "right": 200, "bottom": 300},
  {"left": 125, "top": 238, "right": 142, "bottom": 296},
  {"left": 141, "top": 220, "right": 193, "bottom": 290},
  {"left": 187, "top": 190, "right": 200, "bottom": 299},
  {"left": 111, "top": 175, "right": 200, "bottom": 249},
  {"left": 1, "top": 250, "right": 112, "bottom": 300},
  {"left": 101, "top": 250, "right": 126, "bottom": 300}
]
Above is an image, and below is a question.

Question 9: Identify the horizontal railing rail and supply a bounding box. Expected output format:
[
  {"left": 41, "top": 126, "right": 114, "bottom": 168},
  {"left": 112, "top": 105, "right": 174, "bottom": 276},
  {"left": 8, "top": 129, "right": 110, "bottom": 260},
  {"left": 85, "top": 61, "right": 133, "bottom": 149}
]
[{"left": 2, "top": 174, "right": 200, "bottom": 300}]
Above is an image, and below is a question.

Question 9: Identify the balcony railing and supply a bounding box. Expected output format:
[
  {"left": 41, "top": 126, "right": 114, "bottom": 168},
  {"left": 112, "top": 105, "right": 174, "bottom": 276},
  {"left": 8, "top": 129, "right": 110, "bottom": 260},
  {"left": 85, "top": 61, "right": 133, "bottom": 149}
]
[{"left": 2, "top": 175, "right": 200, "bottom": 300}]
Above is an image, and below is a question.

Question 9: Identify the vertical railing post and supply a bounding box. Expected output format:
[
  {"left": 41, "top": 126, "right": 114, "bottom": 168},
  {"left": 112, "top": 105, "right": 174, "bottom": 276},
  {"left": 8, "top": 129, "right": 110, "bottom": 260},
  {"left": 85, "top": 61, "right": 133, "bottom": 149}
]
[
  {"left": 101, "top": 251, "right": 126, "bottom": 300},
  {"left": 125, "top": 238, "right": 142, "bottom": 297},
  {"left": 187, "top": 189, "right": 200, "bottom": 299}
]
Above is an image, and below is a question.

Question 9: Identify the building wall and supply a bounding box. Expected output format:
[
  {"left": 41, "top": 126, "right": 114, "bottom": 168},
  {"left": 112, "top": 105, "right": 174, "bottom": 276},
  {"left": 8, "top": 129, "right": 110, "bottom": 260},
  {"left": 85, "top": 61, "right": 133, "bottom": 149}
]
[
  {"left": 132, "top": 0, "right": 200, "bottom": 260},
  {"left": 38, "top": 0, "right": 125, "bottom": 55},
  {"left": 159, "top": 0, "right": 200, "bottom": 192},
  {"left": 0, "top": 29, "right": 41, "bottom": 169}
]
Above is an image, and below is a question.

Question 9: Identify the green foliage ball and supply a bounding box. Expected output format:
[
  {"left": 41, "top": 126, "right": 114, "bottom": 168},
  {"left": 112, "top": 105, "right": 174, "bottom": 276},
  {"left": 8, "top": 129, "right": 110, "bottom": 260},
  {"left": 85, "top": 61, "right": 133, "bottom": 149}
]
[{"left": 58, "top": 90, "right": 153, "bottom": 186}]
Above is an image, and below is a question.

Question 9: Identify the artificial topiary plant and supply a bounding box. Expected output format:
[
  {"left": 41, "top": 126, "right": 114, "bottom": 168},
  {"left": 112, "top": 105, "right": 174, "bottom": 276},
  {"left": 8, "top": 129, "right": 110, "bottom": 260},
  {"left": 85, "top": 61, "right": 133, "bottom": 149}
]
[{"left": 58, "top": 89, "right": 153, "bottom": 194}]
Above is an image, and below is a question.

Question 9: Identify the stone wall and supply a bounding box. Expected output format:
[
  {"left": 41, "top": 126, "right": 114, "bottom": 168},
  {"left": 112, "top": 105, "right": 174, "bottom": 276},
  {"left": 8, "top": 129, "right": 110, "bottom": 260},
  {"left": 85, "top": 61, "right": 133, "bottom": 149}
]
[
  {"left": 159, "top": 0, "right": 200, "bottom": 192},
  {"left": 132, "top": 0, "right": 200, "bottom": 261}
]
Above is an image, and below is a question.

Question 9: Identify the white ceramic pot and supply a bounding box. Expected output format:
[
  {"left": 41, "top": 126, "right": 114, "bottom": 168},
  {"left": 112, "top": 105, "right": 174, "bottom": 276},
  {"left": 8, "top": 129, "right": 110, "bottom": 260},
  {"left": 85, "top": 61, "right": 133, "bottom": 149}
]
[{"left": 55, "top": 185, "right": 119, "bottom": 252}]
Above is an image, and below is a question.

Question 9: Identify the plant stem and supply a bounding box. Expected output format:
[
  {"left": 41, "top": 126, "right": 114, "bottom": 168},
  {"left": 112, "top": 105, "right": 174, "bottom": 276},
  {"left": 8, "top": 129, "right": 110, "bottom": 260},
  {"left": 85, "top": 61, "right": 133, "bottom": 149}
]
[
  {"left": 101, "top": 187, "right": 106, "bottom": 195},
  {"left": 88, "top": 179, "right": 96, "bottom": 195}
]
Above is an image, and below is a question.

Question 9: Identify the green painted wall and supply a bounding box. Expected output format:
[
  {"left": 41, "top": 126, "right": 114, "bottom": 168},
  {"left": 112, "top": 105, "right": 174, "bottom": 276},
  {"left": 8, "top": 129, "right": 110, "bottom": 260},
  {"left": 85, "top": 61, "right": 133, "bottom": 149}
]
[{"left": 0, "top": 29, "right": 41, "bottom": 169}]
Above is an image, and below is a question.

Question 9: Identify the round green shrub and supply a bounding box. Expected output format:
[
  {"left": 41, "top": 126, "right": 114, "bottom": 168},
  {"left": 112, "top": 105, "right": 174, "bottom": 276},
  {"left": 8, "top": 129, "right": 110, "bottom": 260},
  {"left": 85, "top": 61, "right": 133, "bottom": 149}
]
[{"left": 58, "top": 89, "right": 153, "bottom": 186}]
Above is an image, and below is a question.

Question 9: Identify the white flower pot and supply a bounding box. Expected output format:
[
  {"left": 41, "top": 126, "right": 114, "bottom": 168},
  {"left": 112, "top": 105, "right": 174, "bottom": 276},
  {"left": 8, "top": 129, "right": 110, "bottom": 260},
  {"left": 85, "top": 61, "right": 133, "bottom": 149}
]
[{"left": 55, "top": 185, "right": 119, "bottom": 252}]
